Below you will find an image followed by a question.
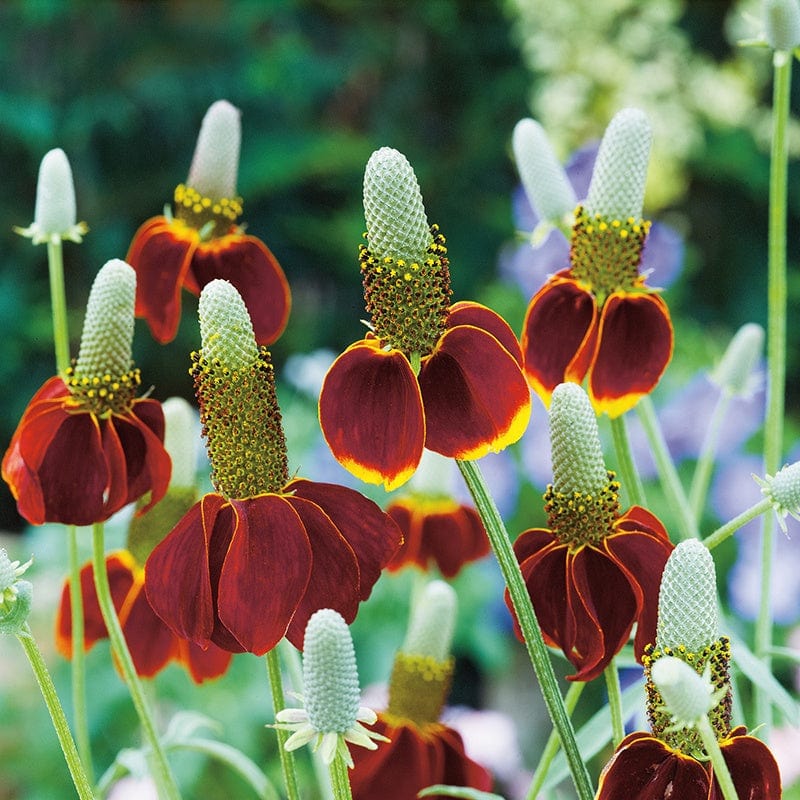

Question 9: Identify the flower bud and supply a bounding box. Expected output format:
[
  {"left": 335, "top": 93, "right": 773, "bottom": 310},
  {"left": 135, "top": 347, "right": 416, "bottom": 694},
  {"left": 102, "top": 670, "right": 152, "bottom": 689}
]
[
  {"left": 710, "top": 322, "right": 764, "bottom": 396},
  {"left": 186, "top": 100, "right": 241, "bottom": 200},
  {"left": 764, "top": 0, "right": 800, "bottom": 51},
  {"left": 512, "top": 118, "right": 576, "bottom": 232},
  {"left": 401, "top": 579, "right": 457, "bottom": 663},
  {"left": 755, "top": 460, "right": 800, "bottom": 533},
  {"left": 651, "top": 656, "right": 722, "bottom": 729},
  {"left": 585, "top": 108, "right": 652, "bottom": 221},
  {"left": 0, "top": 549, "right": 33, "bottom": 636}
]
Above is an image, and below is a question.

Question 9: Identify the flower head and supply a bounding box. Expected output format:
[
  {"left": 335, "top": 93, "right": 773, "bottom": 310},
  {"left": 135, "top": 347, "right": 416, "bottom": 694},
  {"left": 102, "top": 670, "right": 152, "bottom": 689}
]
[
  {"left": 319, "top": 147, "right": 531, "bottom": 490},
  {"left": 0, "top": 549, "right": 33, "bottom": 636},
  {"left": 2, "top": 260, "right": 171, "bottom": 526},
  {"left": 144, "top": 281, "right": 402, "bottom": 655},
  {"left": 755, "top": 459, "right": 800, "bottom": 533},
  {"left": 517, "top": 109, "right": 674, "bottom": 417},
  {"left": 350, "top": 580, "right": 492, "bottom": 799},
  {"left": 15, "top": 148, "right": 88, "bottom": 245},
  {"left": 126, "top": 100, "right": 290, "bottom": 344},
  {"left": 508, "top": 382, "right": 674, "bottom": 681},
  {"left": 273, "top": 609, "right": 388, "bottom": 767}
]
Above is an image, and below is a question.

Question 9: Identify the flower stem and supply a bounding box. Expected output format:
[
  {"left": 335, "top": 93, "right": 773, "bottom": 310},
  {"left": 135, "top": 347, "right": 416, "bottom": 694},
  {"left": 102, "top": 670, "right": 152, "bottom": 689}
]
[
  {"left": 604, "top": 659, "right": 624, "bottom": 747},
  {"left": 456, "top": 459, "right": 594, "bottom": 800},
  {"left": 329, "top": 754, "right": 354, "bottom": 800},
  {"left": 609, "top": 414, "right": 646, "bottom": 508},
  {"left": 696, "top": 716, "right": 739, "bottom": 800},
  {"left": 67, "top": 524, "right": 93, "bottom": 783},
  {"left": 46, "top": 240, "right": 71, "bottom": 376},
  {"left": 756, "top": 47, "right": 792, "bottom": 734},
  {"left": 702, "top": 498, "right": 772, "bottom": 551},
  {"left": 265, "top": 647, "right": 301, "bottom": 800},
  {"left": 16, "top": 624, "right": 96, "bottom": 800},
  {"left": 90, "top": 523, "right": 180, "bottom": 800},
  {"left": 525, "top": 680, "right": 584, "bottom": 800},
  {"left": 636, "top": 396, "right": 698, "bottom": 540},
  {"left": 687, "top": 391, "right": 731, "bottom": 525}
]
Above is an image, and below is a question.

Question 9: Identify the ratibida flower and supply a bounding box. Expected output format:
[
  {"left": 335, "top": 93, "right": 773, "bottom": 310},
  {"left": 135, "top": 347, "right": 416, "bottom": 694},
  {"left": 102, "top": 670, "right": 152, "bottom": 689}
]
[
  {"left": 319, "top": 147, "right": 531, "bottom": 491},
  {"left": 144, "top": 280, "right": 402, "bottom": 655},
  {"left": 126, "top": 100, "right": 290, "bottom": 345}
]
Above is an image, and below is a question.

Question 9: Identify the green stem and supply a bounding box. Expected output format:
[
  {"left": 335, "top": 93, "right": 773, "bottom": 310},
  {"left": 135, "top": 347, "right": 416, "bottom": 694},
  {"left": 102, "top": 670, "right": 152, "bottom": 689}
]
[
  {"left": 525, "top": 681, "right": 584, "bottom": 800},
  {"left": 456, "top": 459, "right": 594, "bottom": 800},
  {"left": 636, "top": 396, "right": 698, "bottom": 540},
  {"left": 67, "top": 524, "right": 93, "bottom": 783},
  {"left": 329, "top": 754, "right": 354, "bottom": 800},
  {"left": 702, "top": 498, "right": 772, "bottom": 551},
  {"left": 756, "top": 48, "right": 792, "bottom": 732},
  {"left": 609, "top": 414, "right": 646, "bottom": 508},
  {"left": 688, "top": 391, "right": 731, "bottom": 525},
  {"left": 17, "top": 624, "right": 95, "bottom": 800},
  {"left": 91, "top": 523, "right": 180, "bottom": 800},
  {"left": 604, "top": 659, "right": 624, "bottom": 748},
  {"left": 46, "top": 240, "right": 71, "bottom": 376},
  {"left": 265, "top": 647, "right": 301, "bottom": 800},
  {"left": 697, "top": 717, "right": 739, "bottom": 800}
]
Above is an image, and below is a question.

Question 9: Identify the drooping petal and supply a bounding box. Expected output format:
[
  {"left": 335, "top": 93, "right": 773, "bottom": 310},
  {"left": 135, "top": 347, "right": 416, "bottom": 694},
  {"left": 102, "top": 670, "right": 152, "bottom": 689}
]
[
  {"left": 319, "top": 339, "right": 425, "bottom": 491},
  {"left": 588, "top": 290, "right": 673, "bottom": 418},
  {"left": 217, "top": 496, "right": 313, "bottom": 655},
  {"left": 385, "top": 501, "right": 423, "bottom": 571},
  {"left": 282, "top": 495, "right": 360, "bottom": 648},
  {"left": 437, "top": 725, "right": 493, "bottom": 793},
  {"left": 126, "top": 217, "right": 197, "bottom": 344},
  {"left": 596, "top": 733, "right": 711, "bottom": 799},
  {"left": 714, "top": 728, "right": 782, "bottom": 800},
  {"left": 447, "top": 300, "right": 524, "bottom": 366},
  {"left": 520, "top": 275, "right": 598, "bottom": 407},
  {"left": 175, "top": 638, "right": 233, "bottom": 684},
  {"left": 188, "top": 234, "right": 291, "bottom": 345},
  {"left": 286, "top": 478, "right": 403, "bottom": 599},
  {"left": 145, "top": 495, "right": 220, "bottom": 648},
  {"left": 55, "top": 552, "right": 136, "bottom": 657},
  {"left": 419, "top": 325, "right": 531, "bottom": 460}
]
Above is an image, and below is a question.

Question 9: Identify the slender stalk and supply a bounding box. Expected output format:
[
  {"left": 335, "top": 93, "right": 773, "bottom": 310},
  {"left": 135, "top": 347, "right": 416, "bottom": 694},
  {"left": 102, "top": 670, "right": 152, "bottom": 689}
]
[
  {"left": 702, "top": 498, "right": 772, "bottom": 551},
  {"left": 17, "top": 624, "right": 95, "bottom": 800},
  {"left": 265, "top": 648, "right": 301, "bottom": 800},
  {"left": 696, "top": 717, "right": 739, "bottom": 800},
  {"left": 90, "top": 523, "right": 180, "bottom": 800},
  {"left": 604, "top": 660, "right": 624, "bottom": 747},
  {"left": 457, "top": 459, "right": 594, "bottom": 800},
  {"left": 329, "top": 755, "right": 354, "bottom": 800},
  {"left": 609, "top": 415, "right": 646, "bottom": 508},
  {"left": 525, "top": 681, "right": 585, "bottom": 800},
  {"left": 687, "top": 391, "right": 731, "bottom": 524},
  {"left": 67, "top": 525, "right": 93, "bottom": 783},
  {"left": 46, "top": 240, "right": 70, "bottom": 376},
  {"left": 636, "top": 396, "right": 698, "bottom": 540},
  {"left": 757, "top": 48, "right": 792, "bottom": 731}
]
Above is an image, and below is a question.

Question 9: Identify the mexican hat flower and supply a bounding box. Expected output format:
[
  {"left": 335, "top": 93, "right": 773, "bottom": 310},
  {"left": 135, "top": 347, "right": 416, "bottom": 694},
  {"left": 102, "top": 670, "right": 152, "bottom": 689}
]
[
  {"left": 597, "top": 540, "right": 781, "bottom": 799},
  {"left": 318, "top": 147, "right": 531, "bottom": 491},
  {"left": 126, "top": 99, "right": 290, "bottom": 345},
  {"left": 144, "top": 280, "right": 402, "bottom": 655},
  {"left": 56, "top": 398, "right": 231, "bottom": 682},
  {"left": 2, "top": 260, "right": 171, "bottom": 527},
  {"left": 350, "top": 581, "right": 492, "bottom": 799},
  {"left": 508, "top": 382, "right": 674, "bottom": 682},
  {"left": 517, "top": 109, "right": 673, "bottom": 417}
]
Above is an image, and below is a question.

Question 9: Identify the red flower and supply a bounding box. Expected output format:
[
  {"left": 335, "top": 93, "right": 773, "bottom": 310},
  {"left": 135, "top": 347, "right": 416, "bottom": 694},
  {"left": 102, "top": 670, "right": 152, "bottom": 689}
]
[
  {"left": 596, "top": 728, "right": 781, "bottom": 800},
  {"left": 56, "top": 551, "right": 231, "bottom": 683},
  {"left": 521, "top": 210, "right": 673, "bottom": 418},
  {"left": 127, "top": 212, "right": 290, "bottom": 345},
  {"left": 386, "top": 495, "right": 488, "bottom": 578},
  {"left": 511, "top": 501, "right": 673, "bottom": 682},
  {"left": 145, "top": 478, "right": 402, "bottom": 656},
  {"left": 350, "top": 714, "right": 492, "bottom": 800},
  {"left": 2, "top": 375, "right": 170, "bottom": 527},
  {"left": 320, "top": 299, "right": 531, "bottom": 491}
]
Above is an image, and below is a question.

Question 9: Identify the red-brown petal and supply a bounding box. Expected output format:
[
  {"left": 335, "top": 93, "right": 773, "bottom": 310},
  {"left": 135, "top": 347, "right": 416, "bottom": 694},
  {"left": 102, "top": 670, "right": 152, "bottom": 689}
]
[
  {"left": 145, "top": 495, "right": 220, "bottom": 648},
  {"left": 437, "top": 725, "right": 493, "bottom": 792},
  {"left": 175, "top": 638, "right": 233, "bottom": 684},
  {"left": 285, "top": 479, "right": 402, "bottom": 600},
  {"left": 282, "top": 496, "right": 361, "bottom": 647},
  {"left": 385, "top": 501, "right": 423, "bottom": 571},
  {"left": 588, "top": 291, "right": 674, "bottom": 418},
  {"left": 126, "top": 217, "right": 197, "bottom": 344},
  {"left": 597, "top": 733, "right": 711, "bottom": 799},
  {"left": 217, "top": 497, "right": 313, "bottom": 655},
  {"left": 318, "top": 340, "right": 425, "bottom": 491},
  {"left": 521, "top": 276, "right": 598, "bottom": 407},
  {"left": 419, "top": 325, "right": 531, "bottom": 460},
  {"left": 188, "top": 234, "right": 291, "bottom": 345},
  {"left": 713, "top": 731, "right": 782, "bottom": 800},
  {"left": 447, "top": 300, "right": 524, "bottom": 365}
]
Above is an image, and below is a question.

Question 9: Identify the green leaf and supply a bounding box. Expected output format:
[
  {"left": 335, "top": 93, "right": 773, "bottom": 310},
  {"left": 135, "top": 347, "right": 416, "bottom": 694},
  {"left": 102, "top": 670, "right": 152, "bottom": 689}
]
[{"left": 417, "top": 786, "right": 507, "bottom": 800}]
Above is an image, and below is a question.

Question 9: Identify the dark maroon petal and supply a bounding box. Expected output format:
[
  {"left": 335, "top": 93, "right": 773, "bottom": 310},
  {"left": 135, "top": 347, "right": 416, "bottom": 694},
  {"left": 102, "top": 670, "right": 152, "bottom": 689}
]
[
  {"left": 176, "top": 638, "right": 233, "bottom": 684},
  {"left": 385, "top": 501, "right": 422, "bottom": 572},
  {"left": 420, "top": 504, "right": 489, "bottom": 578},
  {"left": 437, "top": 725, "right": 493, "bottom": 792},
  {"left": 713, "top": 731, "right": 782, "bottom": 800},
  {"left": 419, "top": 325, "right": 530, "bottom": 459},
  {"left": 447, "top": 300, "right": 523, "bottom": 365},
  {"left": 120, "top": 579, "right": 178, "bottom": 678}
]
